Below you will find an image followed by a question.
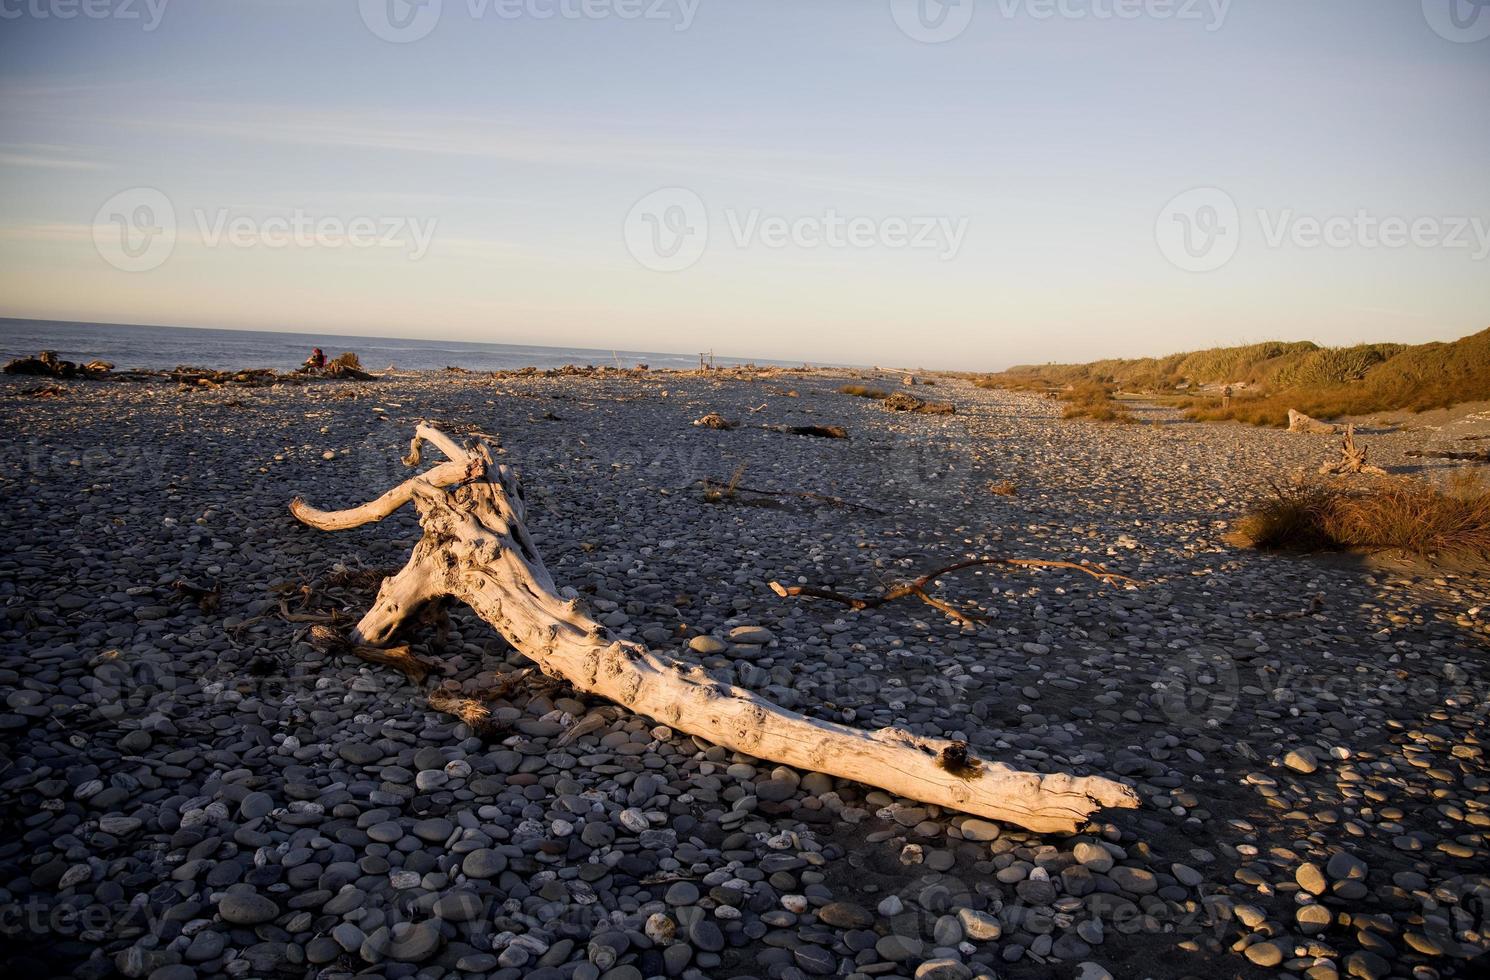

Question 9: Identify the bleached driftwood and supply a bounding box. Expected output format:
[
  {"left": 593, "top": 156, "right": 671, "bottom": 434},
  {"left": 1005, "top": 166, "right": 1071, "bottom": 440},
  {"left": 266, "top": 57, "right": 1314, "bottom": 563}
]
[
  {"left": 1288, "top": 409, "right": 1337, "bottom": 435},
  {"left": 289, "top": 424, "right": 1137, "bottom": 833},
  {"left": 1319, "top": 424, "right": 1387, "bottom": 476}
]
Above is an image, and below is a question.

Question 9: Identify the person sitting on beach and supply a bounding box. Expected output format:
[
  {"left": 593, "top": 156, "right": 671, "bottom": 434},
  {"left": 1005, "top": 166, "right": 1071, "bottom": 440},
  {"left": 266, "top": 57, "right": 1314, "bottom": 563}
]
[{"left": 304, "top": 347, "right": 326, "bottom": 371}]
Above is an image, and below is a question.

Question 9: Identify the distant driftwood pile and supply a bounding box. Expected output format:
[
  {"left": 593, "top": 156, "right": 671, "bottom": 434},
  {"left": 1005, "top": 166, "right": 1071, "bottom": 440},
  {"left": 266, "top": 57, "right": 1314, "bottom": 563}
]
[
  {"left": 3, "top": 350, "right": 376, "bottom": 387},
  {"left": 3, "top": 350, "right": 114, "bottom": 379},
  {"left": 289, "top": 424, "right": 1139, "bottom": 833}
]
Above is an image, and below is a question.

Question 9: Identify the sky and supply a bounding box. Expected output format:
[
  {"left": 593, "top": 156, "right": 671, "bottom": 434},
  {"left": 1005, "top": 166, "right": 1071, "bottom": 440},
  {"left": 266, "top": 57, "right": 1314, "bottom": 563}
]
[{"left": 0, "top": 0, "right": 1487, "bottom": 369}]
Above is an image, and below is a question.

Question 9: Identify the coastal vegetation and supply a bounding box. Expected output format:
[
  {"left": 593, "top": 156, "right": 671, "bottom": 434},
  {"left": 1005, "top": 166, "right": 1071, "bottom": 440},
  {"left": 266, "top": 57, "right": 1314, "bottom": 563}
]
[
  {"left": 975, "top": 327, "right": 1490, "bottom": 426},
  {"left": 1229, "top": 473, "right": 1490, "bottom": 558}
]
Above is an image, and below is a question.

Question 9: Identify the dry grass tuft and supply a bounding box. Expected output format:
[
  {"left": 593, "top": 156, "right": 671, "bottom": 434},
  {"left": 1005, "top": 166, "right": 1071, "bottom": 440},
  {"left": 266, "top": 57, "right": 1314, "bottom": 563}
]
[
  {"left": 329, "top": 351, "right": 363, "bottom": 371},
  {"left": 1229, "top": 473, "right": 1490, "bottom": 558},
  {"left": 1059, "top": 382, "right": 1133, "bottom": 422},
  {"left": 839, "top": 384, "right": 889, "bottom": 399}
]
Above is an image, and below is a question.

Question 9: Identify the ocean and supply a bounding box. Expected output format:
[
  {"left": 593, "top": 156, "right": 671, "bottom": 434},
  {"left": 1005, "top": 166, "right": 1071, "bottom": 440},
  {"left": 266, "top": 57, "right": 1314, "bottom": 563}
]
[{"left": 0, "top": 318, "right": 807, "bottom": 374}]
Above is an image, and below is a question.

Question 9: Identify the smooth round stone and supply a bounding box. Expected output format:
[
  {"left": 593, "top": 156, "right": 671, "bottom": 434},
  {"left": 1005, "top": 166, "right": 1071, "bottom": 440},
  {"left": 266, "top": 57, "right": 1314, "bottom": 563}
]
[
  {"left": 238, "top": 792, "right": 274, "bottom": 820},
  {"left": 957, "top": 908, "right": 1001, "bottom": 941},
  {"left": 1297, "top": 862, "right": 1327, "bottom": 895},
  {"left": 689, "top": 636, "right": 727, "bottom": 655},
  {"left": 876, "top": 935, "right": 924, "bottom": 961},
  {"left": 218, "top": 890, "right": 279, "bottom": 925},
  {"left": 412, "top": 818, "right": 453, "bottom": 842},
  {"left": 959, "top": 818, "right": 1000, "bottom": 842},
  {"left": 728, "top": 626, "right": 774, "bottom": 645},
  {"left": 462, "top": 848, "right": 507, "bottom": 878},
  {"left": 1171, "top": 863, "right": 1202, "bottom": 887},
  {"left": 1296, "top": 904, "right": 1331, "bottom": 934},
  {"left": 1073, "top": 842, "right": 1113, "bottom": 872},
  {"left": 1326, "top": 851, "right": 1367, "bottom": 882},
  {"left": 1244, "top": 941, "right": 1286, "bottom": 967},
  {"left": 1284, "top": 748, "right": 1319, "bottom": 773},
  {"left": 367, "top": 821, "right": 403, "bottom": 843},
  {"left": 338, "top": 743, "right": 382, "bottom": 765},
  {"left": 916, "top": 959, "right": 972, "bottom": 980},
  {"left": 817, "top": 902, "right": 873, "bottom": 929},
  {"left": 147, "top": 967, "right": 196, "bottom": 980},
  {"left": 387, "top": 921, "right": 442, "bottom": 962},
  {"left": 687, "top": 918, "right": 724, "bottom": 952},
  {"left": 1108, "top": 867, "right": 1157, "bottom": 896},
  {"left": 793, "top": 945, "right": 836, "bottom": 975},
  {"left": 434, "top": 891, "right": 484, "bottom": 921},
  {"left": 664, "top": 882, "right": 699, "bottom": 906}
]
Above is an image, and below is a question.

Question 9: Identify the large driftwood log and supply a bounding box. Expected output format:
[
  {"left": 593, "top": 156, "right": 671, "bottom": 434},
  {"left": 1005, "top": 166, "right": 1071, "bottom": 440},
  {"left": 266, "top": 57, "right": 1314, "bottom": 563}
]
[
  {"left": 1288, "top": 408, "right": 1338, "bottom": 435},
  {"left": 289, "top": 425, "right": 1138, "bottom": 833}
]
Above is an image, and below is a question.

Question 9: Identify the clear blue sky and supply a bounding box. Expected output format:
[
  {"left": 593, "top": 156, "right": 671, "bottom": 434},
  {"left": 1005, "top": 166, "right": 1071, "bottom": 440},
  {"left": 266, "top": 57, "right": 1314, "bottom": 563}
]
[{"left": 1, "top": 0, "right": 1486, "bottom": 368}]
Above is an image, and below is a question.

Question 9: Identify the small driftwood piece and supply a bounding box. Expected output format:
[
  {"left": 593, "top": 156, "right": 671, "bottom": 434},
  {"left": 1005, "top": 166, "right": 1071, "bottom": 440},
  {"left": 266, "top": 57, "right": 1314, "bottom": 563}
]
[
  {"left": 288, "top": 424, "right": 1137, "bottom": 833},
  {"left": 770, "top": 558, "right": 1139, "bottom": 627},
  {"left": 764, "top": 424, "right": 849, "bottom": 439},
  {"left": 692, "top": 413, "right": 736, "bottom": 430},
  {"left": 699, "top": 477, "right": 886, "bottom": 515},
  {"left": 1405, "top": 449, "right": 1490, "bottom": 462},
  {"left": 883, "top": 391, "right": 955, "bottom": 415},
  {"left": 1319, "top": 424, "right": 1387, "bottom": 476}
]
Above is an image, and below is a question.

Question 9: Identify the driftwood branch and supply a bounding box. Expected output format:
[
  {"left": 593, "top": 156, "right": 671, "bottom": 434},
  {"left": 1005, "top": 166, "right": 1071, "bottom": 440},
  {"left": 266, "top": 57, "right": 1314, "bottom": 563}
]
[
  {"left": 770, "top": 558, "right": 1139, "bottom": 626},
  {"left": 699, "top": 477, "right": 887, "bottom": 514},
  {"left": 288, "top": 424, "right": 1138, "bottom": 833}
]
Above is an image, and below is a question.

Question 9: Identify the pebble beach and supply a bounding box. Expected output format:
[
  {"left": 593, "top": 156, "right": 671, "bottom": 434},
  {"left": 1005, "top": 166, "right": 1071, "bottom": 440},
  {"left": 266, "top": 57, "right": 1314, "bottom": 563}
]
[{"left": 1, "top": 368, "right": 1487, "bottom": 980}]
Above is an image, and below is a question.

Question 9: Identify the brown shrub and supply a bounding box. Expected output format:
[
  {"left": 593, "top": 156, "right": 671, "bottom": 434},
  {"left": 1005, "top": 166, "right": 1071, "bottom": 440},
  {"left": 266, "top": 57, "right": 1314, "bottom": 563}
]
[
  {"left": 839, "top": 384, "right": 888, "bottom": 399},
  {"left": 1228, "top": 474, "right": 1490, "bottom": 558}
]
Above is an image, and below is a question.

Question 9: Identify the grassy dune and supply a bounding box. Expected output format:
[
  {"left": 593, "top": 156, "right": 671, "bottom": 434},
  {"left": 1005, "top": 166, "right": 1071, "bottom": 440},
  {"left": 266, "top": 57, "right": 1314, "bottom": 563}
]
[{"left": 975, "top": 327, "right": 1490, "bottom": 427}]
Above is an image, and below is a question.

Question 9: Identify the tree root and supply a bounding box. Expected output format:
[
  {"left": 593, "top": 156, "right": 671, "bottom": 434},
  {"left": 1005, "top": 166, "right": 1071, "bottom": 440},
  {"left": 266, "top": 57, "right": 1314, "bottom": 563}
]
[
  {"left": 307, "top": 623, "right": 433, "bottom": 684},
  {"left": 770, "top": 557, "right": 1140, "bottom": 626}
]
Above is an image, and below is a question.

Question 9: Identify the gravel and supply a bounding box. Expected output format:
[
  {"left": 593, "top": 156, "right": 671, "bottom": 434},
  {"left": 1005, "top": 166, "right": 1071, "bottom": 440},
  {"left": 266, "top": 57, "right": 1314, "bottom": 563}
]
[{"left": 1, "top": 368, "right": 1486, "bottom": 979}]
